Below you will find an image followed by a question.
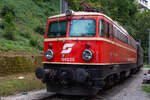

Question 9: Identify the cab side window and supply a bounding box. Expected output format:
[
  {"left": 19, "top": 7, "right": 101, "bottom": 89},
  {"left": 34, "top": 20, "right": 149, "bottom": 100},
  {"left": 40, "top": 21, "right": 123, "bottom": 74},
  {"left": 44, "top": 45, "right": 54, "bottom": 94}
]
[
  {"left": 99, "top": 20, "right": 105, "bottom": 37},
  {"left": 99, "top": 19, "right": 110, "bottom": 38},
  {"left": 114, "top": 27, "right": 117, "bottom": 38},
  {"left": 105, "top": 22, "right": 110, "bottom": 38},
  {"left": 110, "top": 24, "right": 113, "bottom": 39}
]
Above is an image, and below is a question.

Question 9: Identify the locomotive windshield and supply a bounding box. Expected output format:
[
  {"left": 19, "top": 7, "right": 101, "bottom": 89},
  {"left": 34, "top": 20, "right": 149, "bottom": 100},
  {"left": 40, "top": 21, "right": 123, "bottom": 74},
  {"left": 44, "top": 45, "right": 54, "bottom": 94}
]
[
  {"left": 69, "top": 19, "right": 96, "bottom": 37},
  {"left": 47, "top": 21, "right": 68, "bottom": 38}
]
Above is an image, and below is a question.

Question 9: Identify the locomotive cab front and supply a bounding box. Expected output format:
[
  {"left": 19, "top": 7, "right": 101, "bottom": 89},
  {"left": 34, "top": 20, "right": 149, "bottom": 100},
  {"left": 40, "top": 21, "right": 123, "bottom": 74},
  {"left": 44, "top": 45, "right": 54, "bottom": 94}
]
[{"left": 35, "top": 10, "right": 104, "bottom": 95}]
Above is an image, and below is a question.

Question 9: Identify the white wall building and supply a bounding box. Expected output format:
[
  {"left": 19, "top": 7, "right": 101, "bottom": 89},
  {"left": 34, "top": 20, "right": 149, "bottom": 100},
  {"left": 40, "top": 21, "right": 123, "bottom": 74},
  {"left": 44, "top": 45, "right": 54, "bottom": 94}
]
[
  {"left": 135, "top": 0, "right": 149, "bottom": 9},
  {"left": 148, "top": 0, "right": 150, "bottom": 9}
]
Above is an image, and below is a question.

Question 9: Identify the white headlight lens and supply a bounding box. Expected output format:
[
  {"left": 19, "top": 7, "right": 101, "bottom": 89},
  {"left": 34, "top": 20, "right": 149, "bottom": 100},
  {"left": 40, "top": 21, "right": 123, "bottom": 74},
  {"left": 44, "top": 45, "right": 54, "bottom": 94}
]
[
  {"left": 45, "top": 49, "right": 54, "bottom": 60},
  {"left": 82, "top": 49, "right": 93, "bottom": 61}
]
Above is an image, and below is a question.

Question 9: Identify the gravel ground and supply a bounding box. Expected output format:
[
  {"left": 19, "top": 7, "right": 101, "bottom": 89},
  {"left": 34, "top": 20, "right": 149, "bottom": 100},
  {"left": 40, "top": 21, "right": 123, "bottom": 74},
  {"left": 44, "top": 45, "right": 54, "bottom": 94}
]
[
  {"left": 96, "top": 68, "right": 150, "bottom": 100},
  {"left": 1, "top": 90, "right": 55, "bottom": 100},
  {"left": 1, "top": 68, "right": 150, "bottom": 100}
]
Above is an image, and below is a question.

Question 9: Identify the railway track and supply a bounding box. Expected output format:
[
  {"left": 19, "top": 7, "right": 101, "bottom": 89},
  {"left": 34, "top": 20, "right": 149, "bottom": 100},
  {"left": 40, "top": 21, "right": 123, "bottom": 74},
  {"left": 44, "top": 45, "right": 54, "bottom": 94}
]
[
  {"left": 35, "top": 74, "right": 137, "bottom": 100},
  {"left": 2, "top": 69, "right": 149, "bottom": 100},
  {"left": 31, "top": 92, "right": 56, "bottom": 100},
  {"left": 37, "top": 93, "right": 95, "bottom": 100}
]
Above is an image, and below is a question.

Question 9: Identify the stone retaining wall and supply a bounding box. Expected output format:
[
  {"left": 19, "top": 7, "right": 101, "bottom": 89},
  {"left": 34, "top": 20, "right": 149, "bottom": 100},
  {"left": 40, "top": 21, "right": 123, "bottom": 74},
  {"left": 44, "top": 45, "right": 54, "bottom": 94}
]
[{"left": 0, "top": 54, "right": 43, "bottom": 76}]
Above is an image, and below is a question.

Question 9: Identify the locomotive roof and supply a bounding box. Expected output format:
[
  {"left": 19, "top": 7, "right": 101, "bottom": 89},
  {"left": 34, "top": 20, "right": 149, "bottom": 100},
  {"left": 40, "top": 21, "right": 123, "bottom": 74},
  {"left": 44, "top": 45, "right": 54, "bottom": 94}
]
[
  {"left": 49, "top": 11, "right": 128, "bottom": 34},
  {"left": 48, "top": 11, "right": 136, "bottom": 42}
]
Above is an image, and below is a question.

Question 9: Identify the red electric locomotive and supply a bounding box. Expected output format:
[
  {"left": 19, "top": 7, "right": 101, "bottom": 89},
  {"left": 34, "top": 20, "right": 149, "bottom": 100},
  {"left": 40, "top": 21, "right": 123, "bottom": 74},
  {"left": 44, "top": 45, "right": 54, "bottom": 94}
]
[{"left": 35, "top": 10, "right": 143, "bottom": 95}]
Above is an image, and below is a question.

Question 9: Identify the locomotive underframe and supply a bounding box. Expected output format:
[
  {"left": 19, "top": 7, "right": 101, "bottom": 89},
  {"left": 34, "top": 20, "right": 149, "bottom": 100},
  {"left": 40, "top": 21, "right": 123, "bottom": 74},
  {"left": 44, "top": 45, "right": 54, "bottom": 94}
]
[{"left": 41, "top": 63, "right": 137, "bottom": 95}]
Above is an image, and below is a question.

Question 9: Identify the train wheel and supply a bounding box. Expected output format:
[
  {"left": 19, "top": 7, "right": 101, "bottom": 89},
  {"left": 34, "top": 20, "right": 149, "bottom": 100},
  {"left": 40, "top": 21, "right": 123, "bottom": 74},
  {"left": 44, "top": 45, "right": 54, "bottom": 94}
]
[
  {"left": 132, "top": 68, "right": 137, "bottom": 74},
  {"left": 104, "top": 75, "right": 114, "bottom": 90},
  {"left": 113, "top": 74, "right": 120, "bottom": 84},
  {"left": 120, "top": 72, "right": 126, "bottom": 82}
]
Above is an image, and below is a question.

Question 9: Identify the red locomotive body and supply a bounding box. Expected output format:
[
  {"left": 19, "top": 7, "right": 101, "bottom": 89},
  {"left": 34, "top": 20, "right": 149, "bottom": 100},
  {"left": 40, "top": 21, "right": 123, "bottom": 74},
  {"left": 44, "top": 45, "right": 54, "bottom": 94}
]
[{"left": 35, "top": 10, "right": 143, "bottom": 95}]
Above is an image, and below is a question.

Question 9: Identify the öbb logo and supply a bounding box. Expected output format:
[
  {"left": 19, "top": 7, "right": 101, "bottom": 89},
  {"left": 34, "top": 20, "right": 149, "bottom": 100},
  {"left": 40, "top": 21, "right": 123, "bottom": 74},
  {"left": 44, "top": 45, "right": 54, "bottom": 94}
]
[{"left": 61, "top": 44, "right": 74, "bottom": 54}]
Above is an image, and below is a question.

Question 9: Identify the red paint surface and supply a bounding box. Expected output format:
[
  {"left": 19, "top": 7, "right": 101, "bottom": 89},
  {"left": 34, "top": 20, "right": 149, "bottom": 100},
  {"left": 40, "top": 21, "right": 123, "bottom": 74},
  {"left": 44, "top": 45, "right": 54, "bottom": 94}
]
[{"left": 43, "top": 15, "right": 137, "bottom": 64}]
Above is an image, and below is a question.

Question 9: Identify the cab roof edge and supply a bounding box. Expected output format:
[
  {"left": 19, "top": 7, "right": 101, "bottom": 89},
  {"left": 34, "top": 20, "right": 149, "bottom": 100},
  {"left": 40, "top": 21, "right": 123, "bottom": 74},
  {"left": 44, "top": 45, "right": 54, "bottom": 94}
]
[
  {"left": 48, "top": 11, "right": 105, "bottom": 19},
  {"left": 48, "top": 11, "right": 129, "bottom": 35}
]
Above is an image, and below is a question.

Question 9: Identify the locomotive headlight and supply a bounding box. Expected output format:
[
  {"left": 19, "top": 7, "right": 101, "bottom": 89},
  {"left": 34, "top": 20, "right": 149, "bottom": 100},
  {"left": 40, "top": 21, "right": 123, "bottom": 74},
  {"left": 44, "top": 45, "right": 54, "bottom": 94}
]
[
  {"left": 82, "top": 49, "right": 93, "bottom": 61},
  {"left": 45, "top": 49, "right": 54, "bottom": 60}
]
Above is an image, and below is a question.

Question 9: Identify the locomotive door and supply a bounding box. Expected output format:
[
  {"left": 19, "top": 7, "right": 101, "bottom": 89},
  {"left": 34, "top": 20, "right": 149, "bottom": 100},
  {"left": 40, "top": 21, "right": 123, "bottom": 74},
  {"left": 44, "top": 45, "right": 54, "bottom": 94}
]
[
  {"left": 113, "top": 26, "right": 117, "bottom": 64},
  {"left": 104, "top": 20, "right": 114, "bottom": 64},
  {"left": 99, "top": 18, "right": 114, "bottom": 64},
  {"left": 105, "top": 20, "right": 114, "bottom": 65}
]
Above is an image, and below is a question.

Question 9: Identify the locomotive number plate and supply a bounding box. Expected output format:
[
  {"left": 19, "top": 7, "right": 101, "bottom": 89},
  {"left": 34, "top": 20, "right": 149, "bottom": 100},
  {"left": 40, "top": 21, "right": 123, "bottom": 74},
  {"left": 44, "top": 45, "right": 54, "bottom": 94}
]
[{"left": 61, "top": 58, "right": 75, "bottom": 62}]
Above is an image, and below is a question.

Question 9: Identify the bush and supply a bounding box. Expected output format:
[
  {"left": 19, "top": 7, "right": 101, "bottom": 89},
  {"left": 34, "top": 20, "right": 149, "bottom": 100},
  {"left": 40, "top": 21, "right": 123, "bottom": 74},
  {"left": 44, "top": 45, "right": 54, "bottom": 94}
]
[
  {"left": 34, "top": 26, "right": 45, "bottom": 35},
  {"left": 2, "top": 12, "right": 17, "bottom": 40},
  {"left": 29, "top": 35, "right": 44, "bottom": 50},
  {"left": 24, "top": 32, "right": 32, "bottom": 38},
  {"left": 37, "top": 41, "right": 43, "bottom": 50},
  {"left": 29, "top": 36, "right": 40, "bottom": 47},
  {"left": 2, "top": 22, "right": 17, "bottom": 41},
  {"left": 1, "top": 5, "right": 16, "bottom": 18},
  {"left": 20, "top": 29, "right": 32, "bottom": 38},
  {"left": 3, "top": 30, "right": 17, "bottom": 40},
  {"left": 0, "top": 29, "right": 4, "bottom": 38}
]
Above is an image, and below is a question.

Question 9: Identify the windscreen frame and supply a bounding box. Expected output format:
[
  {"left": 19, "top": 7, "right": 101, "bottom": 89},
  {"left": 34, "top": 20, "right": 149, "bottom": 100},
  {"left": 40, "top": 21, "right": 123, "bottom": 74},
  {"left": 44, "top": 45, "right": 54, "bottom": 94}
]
[
  {"left": 45, "top": 17, "right": 69, "bottom": 38},
  {"left": 69, "top": 19, "right": 96, "bottom": 37}
]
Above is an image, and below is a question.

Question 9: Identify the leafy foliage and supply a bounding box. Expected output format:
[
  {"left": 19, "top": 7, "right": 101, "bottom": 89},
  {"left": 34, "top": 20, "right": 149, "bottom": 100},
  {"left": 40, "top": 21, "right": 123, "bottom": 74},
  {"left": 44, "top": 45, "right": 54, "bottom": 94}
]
[
  {"left": 142, "top": 85, "right": 150, "bottom": 93},
  {"left": 2, "top": 10, "right": 17, "bottom": 40},
  {"left": 0, "top": 0, "right": 60, "bottom": 51},
  {"left": 29, "top": 36, "right": 40, "bottom": 47}
]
